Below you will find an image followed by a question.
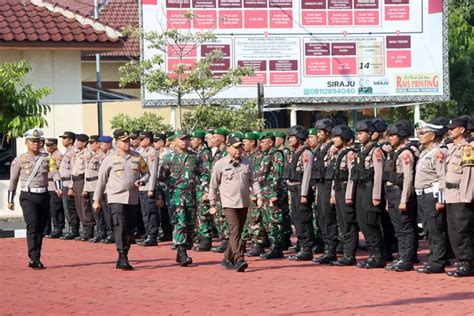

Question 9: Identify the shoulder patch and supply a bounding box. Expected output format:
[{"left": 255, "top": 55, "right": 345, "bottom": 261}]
[
  {"left": 303, "top": 151, "right": 309, "bottom": 163},
  {"left": 402, "top": 152, "right": 411, "bottom": 165},
  {"left": 374, "top": 148, "right": 382, "bottom": 161},
  {"left": 150, "top": 154, "right": 155, "bottom": 162},
  {"left": 436, "top": 151, "right": 445, "bottom": 162}
]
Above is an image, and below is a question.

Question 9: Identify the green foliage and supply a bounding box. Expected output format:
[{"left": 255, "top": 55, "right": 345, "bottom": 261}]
[
  {"left": 181, "top": 100, "right": 264, "bottom": 132},
  {"left": 110, "top": 112, "right": 172, "bottom": 132},
  {"left": 0, "top": 60, "right": 51, "bottom": 139}
]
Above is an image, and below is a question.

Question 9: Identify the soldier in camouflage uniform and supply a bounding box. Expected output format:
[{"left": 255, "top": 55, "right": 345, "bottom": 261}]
[
  {"left": 190, "top": 130, "right": 214, "bottom": 251},
  {"left": 210, "top": 128, "right": 230, "bottom": 253},
  {"left": 156, "top": 131, "right": 198, "bottom": 266},
  {"left": 275, "top": 131, "right": 292, "bottom": 249},
  {"left": 258, "top": 132, "right": 286, "bottom": 259}
]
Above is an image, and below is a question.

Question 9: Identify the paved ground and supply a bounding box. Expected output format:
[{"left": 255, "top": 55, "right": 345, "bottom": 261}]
[{"left": 1, "top": 238, "right": 473, "bottom": 315}]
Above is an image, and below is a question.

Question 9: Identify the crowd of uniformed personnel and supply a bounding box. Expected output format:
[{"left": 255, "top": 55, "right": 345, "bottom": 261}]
[{"left": 7, "top": 114, "right": 474, "bottom": 276}]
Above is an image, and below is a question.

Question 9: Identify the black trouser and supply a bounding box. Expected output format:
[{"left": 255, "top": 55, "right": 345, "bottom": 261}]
[
  {"left": 446, "top": 202, "right": 474, "bottom": 261},
  {"left": 380, "top": 206, "right": 397, "bottom": 256},
  {"left": 86, "top": 191, "right": 106, "bottom": 237},
  {"left": 139, "top": 191, "right": 159, "bottom": 238},
  {"left": 19, "top": 192, "right": 50, "bottom": 261},
  {"left": 135, "top": 199, "right": 146, "bottom": 236},
  {"left": 109, "top": 204, "right": 138, "bottom": 251},
  {"left": 289, "top": 184, "right": 315, "bottom": 252},
  {"left": 62, "top": 188, "right": 79, "bottom": 232},
  {"left": 385, "top": 185, "right": 418, "bottom": 262},
  {"left": 334, "top": 182, "right": 358, "bottom": 257},
  {"left": 73, "top": 178, "right": 95, "bottom": 228},
  {"left": 417, "top": 193, "right": 448, "bottom": 268},
  {"left": 355, "top": 182, "right": 384, "bottom": 254},
  {"left": 101, "top": 195, "right": 113, "bottom": 235},
  {"left": 159, "top": 192, "right": 173, "bottom": 238},
  {"left": 49, "top": 191, "right": 65, "bottom": 231},
  {"left": 316, "top": 180, "right": 338, "bottom": 253}
]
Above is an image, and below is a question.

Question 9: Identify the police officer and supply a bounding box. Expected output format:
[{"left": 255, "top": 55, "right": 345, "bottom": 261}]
[
  {"left": 444, "top": 116, "right": 474, "bottom": 277},
  {"left": 313, "top": 118, "right": 339, "bottom": 264},
  {"left": 8, "top": 129, "right": 62, "bottom": 269},
  {"left": 382, "top": 122, "right": 418, "bottom": 272},
  {"left": 137, "top": 131, "right": 159, "bottom": 247},
  {"left": 59, "top": 131, "right": 80, "bottom": 239},
  {"left": 346, "top": 119, "right": 386, "bottom": 269},
  {"left": 93, "top": 130, "right": 150, "bottom": 270},
  {"left": 45, "top": 138, "right": 65, "bottom": 238},
  {"left": 327, "top": 125, "right": 358, "bottom": 266},
  {"left": 97, "top": 136, "right": 115, "bottom": 244},
  {"left": 286, "top": 126, "right": 315, "bottom": 261},
  {"left": 414, "top": 121, "right": 449, "bottom": 274}
]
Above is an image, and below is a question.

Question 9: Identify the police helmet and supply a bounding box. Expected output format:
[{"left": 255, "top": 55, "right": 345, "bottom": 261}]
[
  {"left": 314, "top": 118, "right": 334, "bottom": 133},
  {"left": 331, "top": 124, "right": 354, "bottom": 142},
  {"left": 287, "top": 125, "right": 308, "bottom": 140},
  {"left": 355, "top": 119, "right": 376, "bottom": 133}
]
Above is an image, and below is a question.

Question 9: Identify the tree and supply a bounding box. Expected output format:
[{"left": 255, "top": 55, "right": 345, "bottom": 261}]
[
  {"left": 181, "top": 100, "right": 264, "bottom": 132},
  {"left": 110, "top": 112, "right": 172, "bottom": 132},
  {"left": 0, "top": 60, "right": 51, "bottom": 141}
]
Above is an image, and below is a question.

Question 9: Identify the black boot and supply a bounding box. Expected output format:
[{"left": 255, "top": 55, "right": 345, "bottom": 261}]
[
  {"left": 28, "top": 259, "right": 45, "bottom": 269},
  {"left": 260, "top": 244, "right": 284, "bottom": 259},
  {"left": 211, "top": 239, "right": 228, "bottom": 253},
  {"left": 50, "top": 229, "right": 63, "bottom": 239},
  {"left": 61, "top": 229, "right": 79, "bottom": 240},
  {"left": 315, "top": 250, "right": 337, "bottom": 264},
  {"left": 245, "top": 243, "right": 265, "bottom": 257},
  {"left": 116, "top": 250, "right": 133, "bottom": 270},
  {"left": 101, "top": 232, "right": 115, "bottom": 244},
  {"left": 81, "top": 227, "right": 94, "bottom": 241},
  {"left": 176, "top": 245, "right": 193, "bottom": 267},
  {"left": 447, "top": 260, "right": 474, "bottom": 277},
  {"left": 288, "top": 249, "right": 313, "bottom": 261},
  {"left": 332, "top": 256, "right": 356, "bottom": 266},
  {"left": 139, "top": 236, "right": 159, "bottom": 247},
  {"left": 194, "top": 237, "right": 212, "bottom": 252},
  {"left": 385, "top": 260, "right": 414, "bottom": 272},
  {"left": 312, "top": 242, "right": 325, "bottom": 254},
  {"left": 416, "top": 264, "right": 445, "bottom": 274},
  {"left": 365, "top": 248, "right": 386, "bottom": 269}
]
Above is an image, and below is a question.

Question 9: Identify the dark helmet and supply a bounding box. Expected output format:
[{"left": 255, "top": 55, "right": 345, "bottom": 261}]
[
  {"left": 355, "top": 119, "right": 376, "bottom": 133},
  {"left": 458, "top": 115, "right": 474, "bottom": 131},
  {"left": 331, "top": 124, "right": 354, "bottom": 142},
  {"left": 287, "top": 125, "right": 308, "bottom": 140},
  {"left": 314, "top": 118, "right": 334, "bottom": 133},
  {"left": 371, "top": 118, "right": 388, "bottom": 133},
  {"left": 430, "top": 116, "right": 449, "bottom": 137},
  {"left": 386, "top": 121, "right": 410, "bottom": 138}
]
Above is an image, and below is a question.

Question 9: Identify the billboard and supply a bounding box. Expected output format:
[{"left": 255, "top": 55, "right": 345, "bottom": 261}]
[{"left": 141, "top": 0, "right": 449, "bottom": 106}]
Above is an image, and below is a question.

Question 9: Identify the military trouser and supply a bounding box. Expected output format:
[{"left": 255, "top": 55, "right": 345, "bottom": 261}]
[
  {"left": 334, "top": 182, "right": 359, "bottom": 257},
  {"left": 417, "top": 193, "right": 449, "bottom": 269},
  {"left": 20, "top": 192, "right": 49, "bottom": 261},
  {"left": 385, "top": 185, "right": 418, "bottom": 262},
  {"left": 49, "top": 191, "right": 65, "bottom": 231},
  {"left": 73, "top": 178, "right": 95, "bottom": 228},
  {"left": 288, "top": 183, "right": 315, "bottom": 252},
  {"left": 109, "top": 203, "right": 138, "bottom": 251},
  {"left": 316, "top": 180, "right": 339, "bottom": 253},
  {"left": 196, "top": 189, "right": 213, "bottom": 239},
  {"left": 86, "top": 191, "right": 106, "bottom": 238},
  {"left": 244, "top": 200, "right": 267, "bottom": 245},
  {"left": 139, "top": 191, "right": 159, "bottom": 238},
  {"left": 62, "top": 187, "right": 79, "bottom": 232},
  {"left": 262, "top": 192, "right": 284, "bottom": 246},
  {"left": 213, "top": 199, "right": 229, "bottom": 241},
  {"left": 446, "top": 202, "right": 474, "bottom": 261},
  {"left": 169, "top": 190, "right": 196, "bottom": 246},
  {"left": 355, "top": 182, "right": 384, "bottom": 255}
]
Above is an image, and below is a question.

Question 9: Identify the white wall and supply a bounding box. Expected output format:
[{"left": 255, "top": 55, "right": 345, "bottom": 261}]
[{"left": 0, "top": 50, "right": 84, "bottom": 218}]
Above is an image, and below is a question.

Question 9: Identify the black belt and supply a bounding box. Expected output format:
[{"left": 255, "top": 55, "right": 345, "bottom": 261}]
[
  {"left": 48, "top": 178, "right": 53, "bottom": 181},
  {"left": 61, "top": 177, "right": 69, "bottom": 181},
  {"left": 86, "top": 176, "right": 98, "bottom": 182},
  {"left": 446, "top": 182, "right": 460, "bottom": 189},
  {"left": 72, "top": 175, "right": 85, "bottom": 181}
]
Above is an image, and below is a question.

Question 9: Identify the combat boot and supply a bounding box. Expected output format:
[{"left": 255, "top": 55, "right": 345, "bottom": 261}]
[
  {"left": 245, "top": 243, "right": 264, "bottom": 257},
  {"left": 312, "top": 242, "right": 325, "bottom": 254},
  {"left": 288, "top": 249, "right": 313, "bottom": 261},
  {"left": 365, "top": 248, "right": 386, "bottom": 269},
  {"left": 194, "top": 237, "right": 212, "bottom": 252},
  {"left": 81, "top": 227, "right": 94, "bottom": 241},
  {"left": 62, "top": 228, "right": 79, "bottom": 240},
  {"left": 50, "top": 229, "right": 63, "bottom": 239},
  {"left": 260, "top": 244, "right": 284, "bottom": 260},
  {"left": 28, "top": 259, "right": 45, "bottom": 269},
  {"left": 315, "top": 249, "right": 337, "bottom": 264},
  {"left": 176, "top": 245, "right": 193, "bottom": 267},
  {"left": 447, "top": 260, "right": 474, "bottom": 277},
  {"left": 211, "top": 239, "right": 228, "bottom": 253},
  {"left": 332, "top": 256, "right": 356, "bottom": 266},
  {"left": 139, "top": 236, "right": 158, "bottom": 247},
  {"left": 116, "top": 250, "right": 133, "bottom": 270}
]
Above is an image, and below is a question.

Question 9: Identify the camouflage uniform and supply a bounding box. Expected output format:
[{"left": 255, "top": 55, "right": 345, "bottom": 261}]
[
  {"left": 244, "top": 148, "right": 265, "bottom": 245},
  {"left": 212, "top": 144, "right": 229, "bottom": 241},
  {"left": 195, "top": 145, "right": 213, "bottom": 240}
]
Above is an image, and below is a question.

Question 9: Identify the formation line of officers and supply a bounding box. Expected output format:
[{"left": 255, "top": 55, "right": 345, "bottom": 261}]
[{"left": 8, "top": 115, "right": 474, "bottom": 276}]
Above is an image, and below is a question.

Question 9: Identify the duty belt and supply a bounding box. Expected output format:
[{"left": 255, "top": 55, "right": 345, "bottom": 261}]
[
  {"left": 446, "top": 182, "right": 460, "bottom": 189},
  {"left": 72, "top": 175, "right": 85, "bottom": 181},
  {"left": 21, "top": 187, "right": 48, "bottom": 194},
  {"left": 61, "top": 177, "right": 70, "bottom": 181},
  {"left": 86, "top": 176, "right": 98, "bottom": 182},
  {"left": 47, "top": 178, "right": 53, "bottom": 181},
  {"left": 415, "top": 187, "right": 433, "bottom": 196}
]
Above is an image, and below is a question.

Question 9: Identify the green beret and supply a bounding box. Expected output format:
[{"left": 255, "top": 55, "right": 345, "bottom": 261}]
[
  {"left": 274, "top": 131, "right": 286, "bottom": 138},
  {"left": 214, "top": 128, "right": 229, "bottom": 137},
  {"left": 308, "top": 128, "right": 318, "bottom": 136},
  {"left": 243, "top": 132, "right": 258, "bottom": 141},
  {"left": 174, "top": 130, "right": 189, "bottom": 139},
  {"left": 261, "top": 132, "right": 275, "bottom": 140},
  {"left": 191, "top": 130, "right": 206, "bottom": 139},
  {"left": 230, "top": 131, "right": 244, "bottom": 139},
  {"left": 256, "top": 132, "right": 265, "bottom": 140}
]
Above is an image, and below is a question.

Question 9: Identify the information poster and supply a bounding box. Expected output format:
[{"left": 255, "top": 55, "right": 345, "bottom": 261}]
[{"left": 142, "top": 0, "right": 449, "bottom": 105}]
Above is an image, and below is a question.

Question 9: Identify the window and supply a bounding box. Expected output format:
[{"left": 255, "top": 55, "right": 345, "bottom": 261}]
[{"left": 0, "top": 136, "right": 16, "bottom": 180}]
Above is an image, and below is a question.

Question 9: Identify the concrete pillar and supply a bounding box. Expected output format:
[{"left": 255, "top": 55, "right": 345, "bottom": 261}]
[
  {"left": 290, "top": 104, "right": 297, "bottom": 126},
  {"left": 170, "top": 106, "right": 177, "bottom": 129},
  {"left": 414, "top": 104, "right": 421, "bottom": 124}
]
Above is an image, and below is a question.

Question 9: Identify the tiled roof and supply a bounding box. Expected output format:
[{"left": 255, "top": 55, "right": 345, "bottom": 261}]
[{"left": 0, "top": 0, "right": 122, "bottom": 47}]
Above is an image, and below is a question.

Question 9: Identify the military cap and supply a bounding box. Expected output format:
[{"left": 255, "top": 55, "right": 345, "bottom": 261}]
[
  {"left": 308, "top": 128, "right": 317, "bottom": 136},
  {"left": 214, "top": 128, "right": 229, "bottom": 137},
  {"left": 154, "top": 132, "right": 166, "bottom": 142},
  {"left": 191, "top": 130, "right": 206, "bottom": 140},
  {"left": 331, "top": 125, "right": 353, "bottom": 141},
  {"left": 45, "top": 138, "right": 58, "bottom": 146},
  {"left": 174, "top": 130, "right": 189, "bottom": 139},
  {"left": 274, "top": 131, "right": 286, "bottom": 138},
  {"left": 386, "top": 122, "right": 410, "bottom": 137},
  {"left": 59, "top": 131, "right": 76, "bottom": 140},
  {"left": 355, "top": 119, "right": 376, "bottom": 133},
  {"left": 372, "top": 118, "right": 388, "bottom": 133},
  {"left": 314, "top": 118, "right": 334, "bottom": 133},
  {"left": 260, "top": 132, "right": 275, "bottom": 140},
  {"left": 98, "top": 136, "right": 113, "bottom": 143},
  {"left": 287, "top": 125, "right": 308, "bottom": 140},
  {"left": 139, "top": 131, "right": 154, "bottom": 140},
  {"left": 24, "top": 128, "right": 44, "bottom": 141},
  {"left": 130, "top": 129, "right": 142, "bottom": 139},
  {"left": 76, "top": 134, "right": 90, "bottom": 142},
  {"left": 113, "top": 129, "right": 130, "bottom": 141},
  {"left": 88, "top": 135, "right": 99, "bottom": 143},
  {"left": 243, "top": 131, "right": 258, "bottom": 141},
  {"left": 446, "top": 116, "right": 469, "bottom": 129},
  {"left": 227, "top": 133, "right": 243, "bottom": 148}
]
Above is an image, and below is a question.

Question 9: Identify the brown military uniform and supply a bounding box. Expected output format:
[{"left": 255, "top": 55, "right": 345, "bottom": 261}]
[{"left": 58, "top": 146, "right": 79, "bottom": 233}]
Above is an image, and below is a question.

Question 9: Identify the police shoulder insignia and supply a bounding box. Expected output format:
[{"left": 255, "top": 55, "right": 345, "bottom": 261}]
[
  {"left": 374, "top": 148, "right": 382, "bottom": 161},
  {"left": 402, "top": 152, "right": 411, "bottom": 165},
  {"left": 435, "top": 151, "right": 445, "bottom": 162},
  {"left": 348, "top": 151, "right": 355, "bottom": 161},
  {"left": 150, "top": 154, "right": 155, "bottom": 162}
]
